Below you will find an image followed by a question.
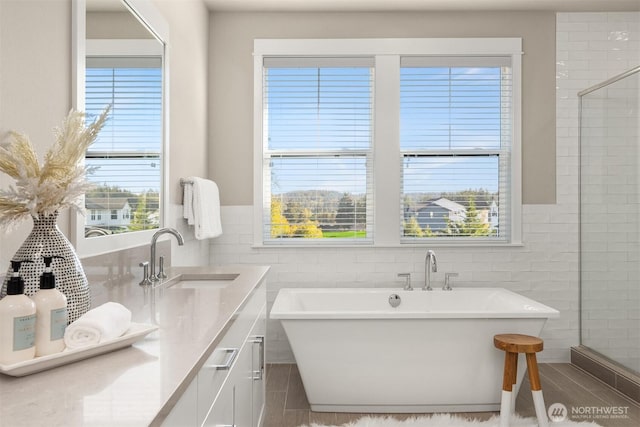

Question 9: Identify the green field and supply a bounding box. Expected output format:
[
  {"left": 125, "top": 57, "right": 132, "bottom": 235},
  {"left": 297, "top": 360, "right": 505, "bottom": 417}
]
[{"left": 322, "top": 230, "right": 366, "bottom": 238}]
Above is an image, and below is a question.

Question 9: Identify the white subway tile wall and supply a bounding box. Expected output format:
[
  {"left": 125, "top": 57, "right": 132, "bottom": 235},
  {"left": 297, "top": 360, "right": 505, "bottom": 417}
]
[
  {"left": 570, "top": 11, "right": 640, "bottom": 373},
  {"left": 210, "top": 12, "right": 640, "bottom": 365}
]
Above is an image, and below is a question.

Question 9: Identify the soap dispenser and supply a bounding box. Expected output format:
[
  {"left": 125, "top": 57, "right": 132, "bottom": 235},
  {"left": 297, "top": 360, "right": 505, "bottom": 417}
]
[
  {"left": 32, "top": 256, "right": 68, "bottom": 356},
  {"left": 0, "top": 260, "right": 37, "bottom": 364}
]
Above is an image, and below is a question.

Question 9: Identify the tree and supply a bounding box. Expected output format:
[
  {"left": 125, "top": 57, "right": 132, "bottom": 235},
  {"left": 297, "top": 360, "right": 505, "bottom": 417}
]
[
  {"left": 283, "top": 200, "right": 305, "bottom": 224},
  {"left": 403, "top": 216, "right": 424, "bottom": 237},
  {"left": 335, "top": 193, "right": 355, "bottom": 229},
  {"left": 271, "top": 199, "right": 292, "bottom": 238},
  {"left": 355, "top": 197, "right": 366, "bottom": 229},
  {"left": 144, "top": 190, "right": 160, "bottom": 211},
  {"left": 86, "top": 185, "right": 136, "bottom": 199},
  {"left": 446, "top": 197, "right": 490, "bottom": 237},
  {"left": 291, "top": 208, "right": 323, "bottom": 238},
  {"left": 316, "top": 210, "right": 336, "bottom": 228},
  {"left": 129, "top": 193, "right": 154, "bottom": 231},
  {"left": 292, "top": 220, "right": 323, "bottom": 238}
]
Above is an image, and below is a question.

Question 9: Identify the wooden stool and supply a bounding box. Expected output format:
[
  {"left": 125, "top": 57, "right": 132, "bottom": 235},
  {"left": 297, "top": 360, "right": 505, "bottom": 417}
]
[{"left": 494, "top": 334, "right": 548, "bottom": 427}]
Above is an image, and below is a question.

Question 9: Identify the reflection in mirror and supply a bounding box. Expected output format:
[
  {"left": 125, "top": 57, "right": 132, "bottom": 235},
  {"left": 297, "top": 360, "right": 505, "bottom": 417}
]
[{"left": 84, "top": 0, "right": 163, "bottom": 239}]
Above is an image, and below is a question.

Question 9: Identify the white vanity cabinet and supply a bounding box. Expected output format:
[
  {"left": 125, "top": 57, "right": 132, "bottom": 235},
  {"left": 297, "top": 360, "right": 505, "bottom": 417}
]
[
  {"left": 161, "top": 375, "right": 198, "bottom": 426},
  {"left": 250, "top": 315, "right": 266, "bottom": 427},
  {"left": 162, "top": 280, "right": 266, "bottom": 427},
  {"left": 202, "top": 313, "right": 265, "bottom": 427},
  {"left": 202, "top": 343, "right": 252, "bottom": 427}
]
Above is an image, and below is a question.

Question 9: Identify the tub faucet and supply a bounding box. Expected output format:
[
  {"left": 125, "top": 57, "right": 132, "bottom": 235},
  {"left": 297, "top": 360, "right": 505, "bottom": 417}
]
[
  {"left": 150, "top": 227, "right": 184, "bottom": 282},
  {"left": 443, "top": 272, "right": 458, "bottom": 291},
  {"left": 398, "top": 273, "right": 412, "bottom": 291},
  {"left": 423, "top": 250, "right": 437, "bottom": 291}
]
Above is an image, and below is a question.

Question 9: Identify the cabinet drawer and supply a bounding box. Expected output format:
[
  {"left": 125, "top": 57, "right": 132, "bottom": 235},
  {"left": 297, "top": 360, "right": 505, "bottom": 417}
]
[{"left": 197, "top": 282, "right": 266, "bottom": 424}]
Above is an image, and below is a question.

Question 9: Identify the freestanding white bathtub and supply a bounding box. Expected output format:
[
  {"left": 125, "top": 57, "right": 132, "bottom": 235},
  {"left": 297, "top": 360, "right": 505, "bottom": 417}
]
[{"left": 270, "top": 287, "right": 559, "bottom": 413}]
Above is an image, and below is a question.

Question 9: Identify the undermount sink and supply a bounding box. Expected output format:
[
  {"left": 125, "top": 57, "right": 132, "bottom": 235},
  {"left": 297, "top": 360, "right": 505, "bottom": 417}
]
[{"left": 166, "top": 273, "right": 240, "bottom": 290}]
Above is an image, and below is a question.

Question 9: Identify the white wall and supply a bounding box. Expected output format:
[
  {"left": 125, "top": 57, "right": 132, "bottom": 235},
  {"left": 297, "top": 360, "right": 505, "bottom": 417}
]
[
  {"left": 0, "top": 0, "right": 211, "bottom": 270},
  {"left": 151, "top": 0, "right": 211, "bottom": 266},
  {"left": 208, "top": 11, "right": 557, "bottom": 206},
  {"left": 0, "top": 0, "right": 72, "bottom": 271},
  {"left": 557, "top": 11, "right": 640, "bottom": 372},
  {"left": 210, "top": 11, "right": 640, "bottom": 364}
]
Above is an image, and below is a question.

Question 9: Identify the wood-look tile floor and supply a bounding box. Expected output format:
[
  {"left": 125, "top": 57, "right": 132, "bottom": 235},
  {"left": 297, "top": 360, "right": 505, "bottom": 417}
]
[{"left": 263, "top": 363, "right": 640, "bottom": 427}]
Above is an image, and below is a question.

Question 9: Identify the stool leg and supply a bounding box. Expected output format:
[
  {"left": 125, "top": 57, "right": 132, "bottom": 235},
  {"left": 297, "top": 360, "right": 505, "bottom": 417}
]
[
  {"left": 510, "top": 354, "right": 518, "bottom": 414},
  {"left": 500, "top": 352, "right": 518, "bottom": 427},
  {"left": 526, "top": 353, "right": 548, "bottom": 427}
]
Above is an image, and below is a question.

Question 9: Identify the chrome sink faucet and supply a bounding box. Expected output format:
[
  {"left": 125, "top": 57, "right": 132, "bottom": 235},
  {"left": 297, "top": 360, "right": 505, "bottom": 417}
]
[
  {"left": 423, "top": 250, "right": 437, "bottom": 291},
  {"left": 150, "top": 228, "right": 184, "bottom": 282}
]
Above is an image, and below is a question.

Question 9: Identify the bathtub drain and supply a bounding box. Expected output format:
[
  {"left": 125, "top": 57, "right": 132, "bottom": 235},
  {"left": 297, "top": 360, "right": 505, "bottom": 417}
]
[{"left": 388, "top": 294, "right": 401, "bottom": 308}]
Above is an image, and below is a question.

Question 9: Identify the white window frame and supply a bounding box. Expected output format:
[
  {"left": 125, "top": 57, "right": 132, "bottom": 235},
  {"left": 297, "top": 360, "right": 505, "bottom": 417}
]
[
  {"left": 71, "top": 0, "right": 169, "bottom": 258},
  {"left": 253, "top": 38, "right": 522, "bottom": 247}
]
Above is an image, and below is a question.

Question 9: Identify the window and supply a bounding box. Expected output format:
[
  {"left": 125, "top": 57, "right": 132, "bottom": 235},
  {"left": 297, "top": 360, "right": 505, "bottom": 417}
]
[
  {"left": 254, "top": 39, "right": 522, "bottom": 246},
  {"left": 111, "top": 209, "right": 118, "bottom": 220},
  {"left": 84, "top": 51, "right": 162, "bottom": 238},
  {"left": 261, "top": 58, "right": 374, "bottom": 243},
  {"left": 400, "top": 57, "right": 512, "bottom": 242}
]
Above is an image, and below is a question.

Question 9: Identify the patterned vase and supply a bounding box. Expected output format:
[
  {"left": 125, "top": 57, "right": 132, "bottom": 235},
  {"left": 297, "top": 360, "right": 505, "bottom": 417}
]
[{"left": 1, "top": 212, "right": 90, "bottom": 323}]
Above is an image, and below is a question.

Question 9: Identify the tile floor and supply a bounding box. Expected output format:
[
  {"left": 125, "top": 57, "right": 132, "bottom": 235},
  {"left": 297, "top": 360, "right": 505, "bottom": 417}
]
[{"left": 263, "top": 363, "right": 640, "bottom": 427}]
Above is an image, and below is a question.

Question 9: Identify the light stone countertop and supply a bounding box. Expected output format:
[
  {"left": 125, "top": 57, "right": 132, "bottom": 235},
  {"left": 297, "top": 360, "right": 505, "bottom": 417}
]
[{"left": 0, "top": 264, "right": 270, "bottom": 427}]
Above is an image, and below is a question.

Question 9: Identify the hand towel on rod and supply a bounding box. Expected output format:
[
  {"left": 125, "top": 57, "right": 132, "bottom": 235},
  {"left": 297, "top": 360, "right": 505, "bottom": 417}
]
[
  {"left": 182, "top": 180, "right": 195, "bottom": 225},
  {"left": 187, "top": 177, "right": 223, "bottom": 240}
]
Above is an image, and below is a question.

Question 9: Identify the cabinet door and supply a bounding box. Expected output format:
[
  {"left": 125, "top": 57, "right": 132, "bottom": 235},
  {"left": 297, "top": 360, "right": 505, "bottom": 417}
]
[
  {"left": 202, "top": 380, "right": 234, "bottom": 427},
  {"left": 202, "top": 340, "right": 253, "bottom": 427},
  {"left": 232, "top": 338, "right": 253, "bottom": 427},
  {"left": 249, "top": 306, "right": 266, "bottom": 427},
  {"left": 198, "top": 281, "right": 267, "bottom": 427},
  {"left": 198, "top": 347, "right": 237, "bottom": 424},
  {"left": 198, "top": 282, "right": 266, "bottom": 425}
]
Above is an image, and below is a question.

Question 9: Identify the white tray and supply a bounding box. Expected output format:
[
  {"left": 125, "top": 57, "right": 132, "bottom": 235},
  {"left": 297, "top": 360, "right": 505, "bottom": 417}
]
[{"left": 0, "top": 323, "right": 158, "bottom": 377}]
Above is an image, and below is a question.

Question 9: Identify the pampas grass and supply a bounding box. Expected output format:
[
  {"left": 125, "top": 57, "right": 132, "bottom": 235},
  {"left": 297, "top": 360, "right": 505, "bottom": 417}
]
[{"left": 0, "top": 107, "right": 110, "bottom": 229}]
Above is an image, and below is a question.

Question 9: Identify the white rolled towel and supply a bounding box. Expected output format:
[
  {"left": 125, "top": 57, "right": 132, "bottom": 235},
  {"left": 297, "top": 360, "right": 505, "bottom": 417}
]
[{"left": 64, "top": 302, "right": 132, "bottom": 350}]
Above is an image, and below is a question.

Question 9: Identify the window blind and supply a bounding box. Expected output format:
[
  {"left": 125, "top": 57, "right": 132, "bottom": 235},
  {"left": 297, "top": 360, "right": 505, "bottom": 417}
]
[
  {"left": 262, "top": 58, "right": 374, "bottom": 243},
  {"left": 400, "top": 57, "right": 512, "bottom": 241},
  {"left": 84, "top": 56, "right": 162, "bottom": 237}
]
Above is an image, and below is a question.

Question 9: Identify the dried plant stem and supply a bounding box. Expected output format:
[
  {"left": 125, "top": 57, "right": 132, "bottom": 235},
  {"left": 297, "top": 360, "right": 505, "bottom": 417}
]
[{"left": 0, "top": 107, "right": 110, "bottom": 230}]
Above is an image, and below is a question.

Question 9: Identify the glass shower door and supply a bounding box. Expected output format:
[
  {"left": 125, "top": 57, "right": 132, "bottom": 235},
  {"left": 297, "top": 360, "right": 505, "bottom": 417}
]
[{"left": 580, "top": 68, "right": 640, "bottom": 376}]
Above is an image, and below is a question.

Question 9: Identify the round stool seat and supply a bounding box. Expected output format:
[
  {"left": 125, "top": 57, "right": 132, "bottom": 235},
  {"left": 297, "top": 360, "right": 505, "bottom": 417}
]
[
  {"left": 494, "top": 334, "right": 548, "bottom": 427},
  {"left": 494, "top": 334, "right": 543, "bottom": 354}
]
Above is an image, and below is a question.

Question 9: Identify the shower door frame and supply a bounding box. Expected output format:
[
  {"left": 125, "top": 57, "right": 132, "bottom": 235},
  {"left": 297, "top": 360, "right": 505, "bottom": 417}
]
[{"left": 577, "top": 66, "right": 640, "bottom": 381}]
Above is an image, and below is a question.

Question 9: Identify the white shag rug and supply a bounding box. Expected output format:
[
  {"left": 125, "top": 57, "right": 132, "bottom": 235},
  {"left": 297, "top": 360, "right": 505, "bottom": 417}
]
[{"left": 304, "top": 414, "right": 601, "bottom": 427}]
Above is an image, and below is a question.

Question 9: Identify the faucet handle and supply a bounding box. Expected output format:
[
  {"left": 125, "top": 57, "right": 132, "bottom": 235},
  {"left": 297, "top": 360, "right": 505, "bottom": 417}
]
[
  {"left": 158, "top": 256, "right": 168, "bottom": 279},
  {"left": 139, "top": 261, "right": 152, "bottom": 286},
  {"left": 443, "top": 272, "right": 458, "bottom": 291},
  {"left": 397, "top": 273, "right": 412, "bottom": 291}
]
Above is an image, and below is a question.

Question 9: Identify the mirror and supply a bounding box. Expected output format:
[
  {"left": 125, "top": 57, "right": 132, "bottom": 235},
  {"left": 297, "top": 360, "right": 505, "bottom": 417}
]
[{"left": 73, "top": 0, "right": 169, "bottom": 256}]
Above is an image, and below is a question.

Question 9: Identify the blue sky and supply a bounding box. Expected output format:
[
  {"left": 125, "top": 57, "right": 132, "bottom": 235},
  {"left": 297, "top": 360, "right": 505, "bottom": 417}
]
[
  {"left": 85, "top": 66, "right": 162, "bottom": 195},
  {"left": 266, "top": 66, "right": 503, "bottom": 195}
]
